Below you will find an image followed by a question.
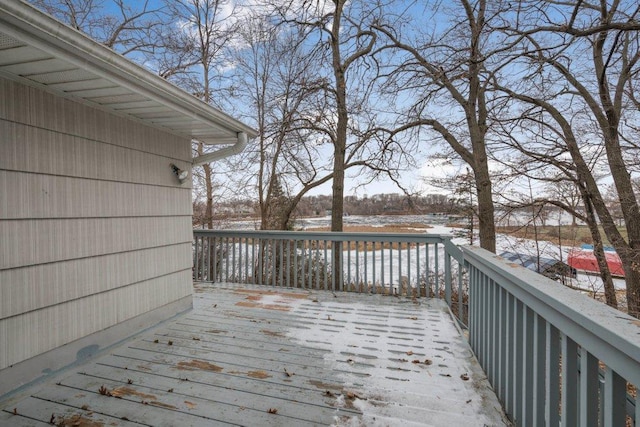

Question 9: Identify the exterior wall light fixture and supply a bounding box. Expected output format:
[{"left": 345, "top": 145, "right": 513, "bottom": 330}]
[{"left": 170, "top": 163, "right": 189, "bottom": 184}]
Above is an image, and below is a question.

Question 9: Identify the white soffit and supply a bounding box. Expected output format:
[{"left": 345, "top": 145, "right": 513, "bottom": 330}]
[{"left": 0, "top": 1, "right": 257, "bottom": 145}]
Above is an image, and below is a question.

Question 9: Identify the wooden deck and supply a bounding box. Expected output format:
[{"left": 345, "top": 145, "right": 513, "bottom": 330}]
[{"left": 1, "top": 284, "right": 508, "bottom": 426}]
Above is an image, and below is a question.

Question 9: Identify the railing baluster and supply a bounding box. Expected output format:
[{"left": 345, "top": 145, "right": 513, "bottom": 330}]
[
  {"left": 488, "top": 277, "right": 496, "bottom": 389},
  {"left": 347, "top": 240, "right": 351, "bottom": 291},
  {"left": 416, "top": 243, "right": 420, "bottom": 296},
  {"left": 407, "top": 243, "right": 411, "bottom": 296},
  {"left": 380, "top": 244, "right": 385, "bottom": 294},
  {"left": 232, "top": 237, "right": 236, "bottom": 282},
  {"left": 278, "top": 239, "right": 284, "bottom": 288},
  {"left": 285, "top": 239, "right": 289, "bottom": 287},
  {"left": 389, "top": 244, "right": 393, "bottom": 294},
  {"left": 271, "top": 239, "right": 276, "bottom": 286},
  {"left": 251, "top": 237, "right": 256, "bottom": 284},
  {"left": 513, "top": 298, "right": 524, "bottom": 424},
  {"left": 636, "top": 391, "right": 639, "bottom": 427},
  {"left": 561, "top": 334, "right": 578, "bottom": 427},
  {"left": 445, "top": 251, "right": 451, "bottom": 305},
  {"left": 458, "top": 257, "right": 464, "bottom": 322},
  {"left": 434, "top": 243, "right": 439, "bottom": 297},
  {"left": 372, "top": 243, "right": 376, "bottom": 294},
  {"left": 224, "top": 237, "right": 230, "bottom": 282},
  {"left": 243, "top": 237, "right": 248, "bottom": 283},
  {"left": 425, "top": 243, "right": 430, "bottom": 296},
  {"left": 498, "top": 286, "right": 507, "bottom": 406},
  {"left": 579, "top": 347, "right": 598, "bottom": 424},
  {"left": 603, "top": 367, "right": 626, "bottom": 426},
  {"left": 532, "top": 313, "right": 546, "bottom": 426},
  {"left": 398, "top": 242, "right": 402, "bottom": 295},
  {"left": 546, "top": 323, "right": 561, "bottom": 426},
  {"left": 355, "top": 242, "right": 360, "bottom": 292},
  {"left": 293, "top": 239, "right": 298, "bottom": 288},
  {"left": 211, "top": 236, "right": 216, "bottom": 282},
  {"left": 364, "top": 241, "right": 368, "bottom": 293},
  {"left": 323, "top": 240, "right": 328, "bottom": 291},
  {"left": 523, "top": 305, "right": 534, "bottom": 426},
  {"left": 307, "top": 240, "right": 312, "bottom": 289},
  {"left": 505, "top": 292, "right": 514, "bottom": 418}
]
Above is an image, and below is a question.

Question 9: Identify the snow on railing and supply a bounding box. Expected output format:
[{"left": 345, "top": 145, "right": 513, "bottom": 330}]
[{"left": 464, "top": 246, "right": 639, "bottom": 426}]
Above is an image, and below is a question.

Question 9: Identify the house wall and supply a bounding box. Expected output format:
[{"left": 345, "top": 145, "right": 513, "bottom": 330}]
[{"left": 0, "top": 77, "right": 194, "bottom": 373}]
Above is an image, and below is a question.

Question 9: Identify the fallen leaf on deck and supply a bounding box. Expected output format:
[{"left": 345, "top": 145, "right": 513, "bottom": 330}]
[
  {"left": 346, "top": 391, "right": 365, "bottom": 400},
  {"left": 267, "top": 408, "right": 278, "bottom": 414}
]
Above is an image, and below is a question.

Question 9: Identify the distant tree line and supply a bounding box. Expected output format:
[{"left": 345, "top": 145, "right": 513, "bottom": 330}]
[{"left": 193, "top": 192, "right": 456, "bottom": 225}]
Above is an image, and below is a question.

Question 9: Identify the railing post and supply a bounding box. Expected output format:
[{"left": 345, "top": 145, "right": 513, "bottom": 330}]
[
  {"left": 445, "top": 251, "right": 452, "bottom": 305},
  {"left": 603, "top": 368, "right": 626, "bottom": 425}
]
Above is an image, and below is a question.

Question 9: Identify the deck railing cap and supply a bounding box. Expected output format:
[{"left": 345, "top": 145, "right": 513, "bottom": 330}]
[{"left": 463, "top": 245, "right": 640, "bottom": 385}]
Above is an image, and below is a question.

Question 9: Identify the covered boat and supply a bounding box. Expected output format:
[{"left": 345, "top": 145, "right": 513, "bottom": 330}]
[{"left": 567, "top": 248, "right": 625, "bottom": 277}]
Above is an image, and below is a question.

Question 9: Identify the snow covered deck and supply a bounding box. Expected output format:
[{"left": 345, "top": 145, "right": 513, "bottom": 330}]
[{"left": 0, "top": 283, "right": 508, "bottom": 426}]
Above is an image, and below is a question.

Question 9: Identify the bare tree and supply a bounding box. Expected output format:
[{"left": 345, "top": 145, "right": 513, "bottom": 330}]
[
  {"left": 499, "top": 0, "right": 640, "bottom": 315},
  {"left": 30, "top": 0, "right": 166, "bottom": 57},
  {"left": 271, "top": 0, "right": 396, "bottom": 232},
  {"left": 372, "top": 0, "right": 516, "bottom": 253},
  {"left": 163, "top": 0, "right": 237, "bottom": 229},
  {"left": 230, "top": 11, "right": 336, "bottom": 230}
]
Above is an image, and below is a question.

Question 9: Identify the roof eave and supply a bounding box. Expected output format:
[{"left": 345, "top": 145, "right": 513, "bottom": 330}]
[{"left": 0, "top": 1, "right": 258, "bottom": 143}]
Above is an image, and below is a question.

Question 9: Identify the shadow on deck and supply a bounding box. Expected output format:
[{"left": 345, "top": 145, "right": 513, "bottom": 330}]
[{"left": 1, "top": 283, "right": 508, "bottom": 426}]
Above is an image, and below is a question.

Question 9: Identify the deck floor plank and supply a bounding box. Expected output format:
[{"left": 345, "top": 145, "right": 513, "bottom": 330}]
[{"left": 1, "top": 283, "right": 509, "bottom": 426}]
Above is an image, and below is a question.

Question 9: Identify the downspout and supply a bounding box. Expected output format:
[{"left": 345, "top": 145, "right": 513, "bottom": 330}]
[{"left": 192, "top": 132, "right": 248, "bottom": 166}]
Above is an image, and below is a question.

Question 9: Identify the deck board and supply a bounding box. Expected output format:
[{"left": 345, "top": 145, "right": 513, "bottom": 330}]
[{"left": 1, "top": 283, "right": 509, "bottom": 426}]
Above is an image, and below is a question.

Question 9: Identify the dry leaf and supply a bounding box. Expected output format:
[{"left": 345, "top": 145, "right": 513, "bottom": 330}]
[{"left": 267, "top": 408, "right": 278, "bottom": 414}]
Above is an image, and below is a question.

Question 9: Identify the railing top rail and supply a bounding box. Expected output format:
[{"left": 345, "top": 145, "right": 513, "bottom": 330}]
[
  {"left": 463, "top": 245, "right": 640, "bottom": 386},
  {"left": 193, "top": 229, "right": 453, "bottom": 244}
]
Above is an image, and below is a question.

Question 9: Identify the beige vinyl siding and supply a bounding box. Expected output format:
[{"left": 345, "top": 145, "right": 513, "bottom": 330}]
[
  {"left": 0, "top": 171, "right": 192, "bottom": 219},
  {"left": 0, "top": 78, "right": 193, "bottom": 370},
  {"left": 0, "top": 79, "right": 188, "bottom": 160},
  {"left": 0, "top": 270, "right": 192, "bottom": 369}
]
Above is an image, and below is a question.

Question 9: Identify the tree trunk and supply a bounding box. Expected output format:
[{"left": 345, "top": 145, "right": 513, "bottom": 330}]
[
  {"left": 581, "top": 190, "right": 617, "bottom": 308},
  {"left": 473, "top": 163, "right": 496, "bottom": 253}
]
